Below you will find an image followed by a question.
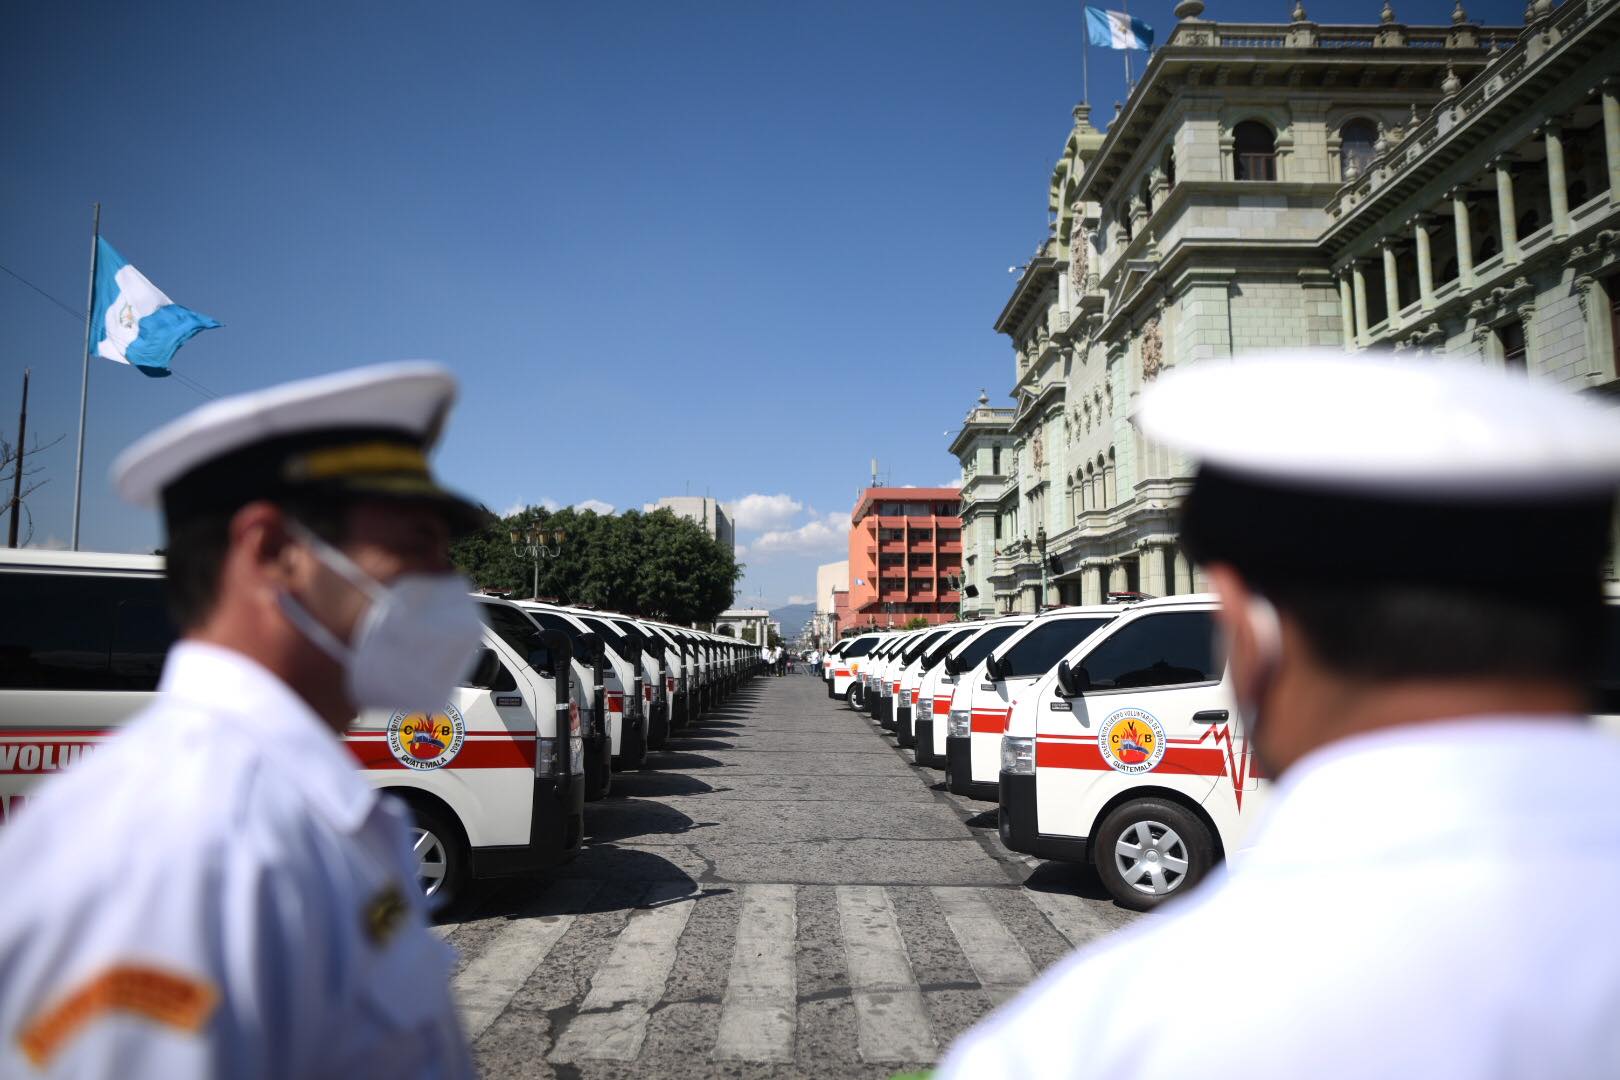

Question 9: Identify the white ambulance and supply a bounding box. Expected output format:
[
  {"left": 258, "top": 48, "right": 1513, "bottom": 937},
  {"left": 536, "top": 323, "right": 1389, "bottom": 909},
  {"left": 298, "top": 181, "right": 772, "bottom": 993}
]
[
  {"left": 997, "top": 595, "right": 1249, "bottom": 911},
  {"left": 830, "top": 632, "right": 882, "bottom": 705},
  {"left": 558, "top": 607, "right": 650, "bottom": 769},
  {"left": 909, "top": 621, "right": 1020, "bottom": 765},
  {"left": 868, "top": 632, "right": 916, "bottom": 726},
  {"left": 0, "top": 549, "right": 584, "bottom": 910},
  {"left": 514, "top": 601, "right": 614, "bottom": 800},
  {"left": 822, "top": 639, "right": 850, "bottom": 698},
  {"left": 893, "top": 625, "right": 976, "bottom": 750},
  {"left": 945, "top": 605, "right": 1118, "bottom": 801}
]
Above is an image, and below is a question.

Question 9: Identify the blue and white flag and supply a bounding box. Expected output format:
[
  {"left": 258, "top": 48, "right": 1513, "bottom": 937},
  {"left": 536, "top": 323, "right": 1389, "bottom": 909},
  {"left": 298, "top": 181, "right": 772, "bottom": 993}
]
[
  {"left": 1085, "top": 6, "right": 1153, "bottom": 50},
  {"left": 90, "top": 237, "right": 220, "bottom": 378}
]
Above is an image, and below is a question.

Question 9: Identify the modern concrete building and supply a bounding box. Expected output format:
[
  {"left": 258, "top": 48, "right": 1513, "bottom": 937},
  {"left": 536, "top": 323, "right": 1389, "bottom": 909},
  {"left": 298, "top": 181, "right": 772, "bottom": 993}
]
[
  {"left": 847, "top": 487, "right": 963, "bottom": 628},
  {"left": 961, "top": 0, "right": 1620, "bottom": 612},
  {"left": 812, "top": 560, "right": 850, "bottom": 646},
  {"left": 714, "top": 608, "right": 771, "bottom": 645},
  {"left": 643, "top": 496, "right": 735, "bottom": 553}
]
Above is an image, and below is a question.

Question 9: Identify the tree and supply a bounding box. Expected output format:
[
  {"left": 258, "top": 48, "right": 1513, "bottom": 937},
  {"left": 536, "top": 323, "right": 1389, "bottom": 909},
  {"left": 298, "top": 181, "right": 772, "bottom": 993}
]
[
  {"left": 2, "top": 429, "right": 64, "bottom": 547},
  {"left": 767, "top": 629, "right": 783, "bottom": 648},
  {"left": 452, "top": 504, "right": 741, "bottom": 625},
  {"left": 904, "top": 616, "right": 930, "bottom": 630}
]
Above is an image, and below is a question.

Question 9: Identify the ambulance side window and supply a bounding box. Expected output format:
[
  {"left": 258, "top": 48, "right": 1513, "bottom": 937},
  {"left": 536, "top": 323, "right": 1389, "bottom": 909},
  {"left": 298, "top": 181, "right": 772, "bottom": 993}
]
[
  {"left": 1078, "top": 612, "right": 1221, "bottom": 692},
  {"left": 999, "top": 617, "right": 1114, "bottom": 678},
  {"left": 0, "top": 572, "right": 174, "bottom": 691},
  {"left": 462, "top": 648, "right": 518, "bottom": 692}
]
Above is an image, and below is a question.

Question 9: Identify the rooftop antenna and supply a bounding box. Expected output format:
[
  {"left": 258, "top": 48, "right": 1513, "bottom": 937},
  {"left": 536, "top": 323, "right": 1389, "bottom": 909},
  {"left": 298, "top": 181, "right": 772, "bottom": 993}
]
[{"left": 871, "top": 458, "right": 879, "bottom": 487}]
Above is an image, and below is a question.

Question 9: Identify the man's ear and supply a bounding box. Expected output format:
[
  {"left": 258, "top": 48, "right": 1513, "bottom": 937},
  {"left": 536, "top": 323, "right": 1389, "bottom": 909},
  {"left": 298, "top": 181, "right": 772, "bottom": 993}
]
[{"left": 228, "top": 502, "right": 299, "bottom": 586}]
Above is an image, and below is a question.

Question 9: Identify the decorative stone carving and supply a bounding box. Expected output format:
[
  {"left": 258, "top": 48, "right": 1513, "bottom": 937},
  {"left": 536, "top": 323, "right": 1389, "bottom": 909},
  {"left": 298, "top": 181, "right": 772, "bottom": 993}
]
[
  {"left": 1031, "top": 427, "right": 1045, "bottom": 471},
  {"left": 1069, "top": 223, "right": 1090, "bottom": 294},
  {"left": 1140, "top": 316, "right": 1164, "bottom": 382},
  {"left": 1441, "top": 64, "right": 1462, "bottom": 96},
  {"left": 1451, "top": 0, "right": 1467, "bottom": 23}
]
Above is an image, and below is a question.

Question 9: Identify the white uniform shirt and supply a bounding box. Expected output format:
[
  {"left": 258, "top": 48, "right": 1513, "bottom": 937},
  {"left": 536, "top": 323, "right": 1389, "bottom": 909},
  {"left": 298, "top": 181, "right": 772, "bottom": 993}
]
[
  {"left": 0, "top": 642, "right": 474, "bottom": 1079},
  {"left": 941, "top": 719, "right": 1620, "bottom": 1080}
]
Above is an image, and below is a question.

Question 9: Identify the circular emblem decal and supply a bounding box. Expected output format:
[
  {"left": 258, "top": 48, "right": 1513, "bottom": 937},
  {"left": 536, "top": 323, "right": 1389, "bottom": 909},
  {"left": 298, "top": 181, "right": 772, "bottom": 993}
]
[
  {"left": 1098, "top": 707, "right": 1167, "bottom": 774},
  {"left": 386, "top": 704, "right": 466, "bottom": 770}
]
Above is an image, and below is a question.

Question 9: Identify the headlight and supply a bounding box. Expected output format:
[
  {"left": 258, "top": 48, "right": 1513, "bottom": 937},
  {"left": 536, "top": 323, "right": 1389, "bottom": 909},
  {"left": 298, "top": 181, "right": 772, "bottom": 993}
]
[
  {"left": 881, "top": 681, "right": 892, "bottom": 697},
  {"left": 947, "top": 709, "right": 971, "bottom": 739},
  {"left": 1002, "top": 735, "right": 1036, "bottom": 775},
  {"left": 917, "top": 697, "right": 932, "bottom": 718}
]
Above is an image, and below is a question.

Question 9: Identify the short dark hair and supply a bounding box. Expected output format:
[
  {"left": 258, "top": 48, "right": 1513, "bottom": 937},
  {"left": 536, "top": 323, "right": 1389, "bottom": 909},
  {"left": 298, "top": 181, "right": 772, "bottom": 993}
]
[
  {"left": 1268, "top": 582, "right": 1603, "bottom": 687},
  {"left": 163, "top": 494, "right": 351, "bottom": 630}
]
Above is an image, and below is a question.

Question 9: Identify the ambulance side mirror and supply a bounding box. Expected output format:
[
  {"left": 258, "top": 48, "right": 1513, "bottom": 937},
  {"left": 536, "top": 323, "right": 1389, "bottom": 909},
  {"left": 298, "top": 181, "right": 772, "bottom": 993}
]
[
  {"left": 983, "top": 652, "right": 1004, "bottom": 681},
  {"left": 537, "top": 629, "right": 574, "bottom": 682},
  {"left": 577, "top": 630, "right": 604, "bottom": 663},
  {"left": 942, "top": 654, "right": 962, "bottom": 676},
  {"left": 1055, "top": 659, "right": 1088, "bottom": 698}
]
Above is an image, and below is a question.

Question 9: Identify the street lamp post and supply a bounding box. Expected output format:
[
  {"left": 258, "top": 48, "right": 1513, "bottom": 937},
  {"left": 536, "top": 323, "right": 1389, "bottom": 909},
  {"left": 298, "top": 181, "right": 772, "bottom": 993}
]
[
  {"left": 510, "top": 523, "right": 566, "bottom": 600},
  {"left": 1036, "top": 527, "right": 1048, "bottom": 613}
]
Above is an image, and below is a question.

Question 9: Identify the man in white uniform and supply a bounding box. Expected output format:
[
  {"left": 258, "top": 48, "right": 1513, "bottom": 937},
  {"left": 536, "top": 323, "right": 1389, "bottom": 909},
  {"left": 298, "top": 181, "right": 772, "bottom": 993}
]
[
  {"left": 0, "top": 364, "right": 486, "bottom": 1078},
  {"left": 941, "top": 354, "right": 1620, "bottom": 1079}
]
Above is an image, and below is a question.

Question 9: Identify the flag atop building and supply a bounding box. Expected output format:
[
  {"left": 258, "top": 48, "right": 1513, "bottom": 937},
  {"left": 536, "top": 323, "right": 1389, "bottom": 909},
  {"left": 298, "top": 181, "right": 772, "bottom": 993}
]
[
  {"left": 1085, "top": 6, "right": 1153, "bottom": 50},
  {"left": 90, "top": 237, "right": 220, "bottom": 377}
]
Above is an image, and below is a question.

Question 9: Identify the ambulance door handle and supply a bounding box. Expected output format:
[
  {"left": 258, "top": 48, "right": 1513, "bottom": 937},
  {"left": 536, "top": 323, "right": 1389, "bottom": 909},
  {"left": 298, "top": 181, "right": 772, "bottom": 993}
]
[{"left": 1192, "top": 710, "right": 1229, "bottom": 724}]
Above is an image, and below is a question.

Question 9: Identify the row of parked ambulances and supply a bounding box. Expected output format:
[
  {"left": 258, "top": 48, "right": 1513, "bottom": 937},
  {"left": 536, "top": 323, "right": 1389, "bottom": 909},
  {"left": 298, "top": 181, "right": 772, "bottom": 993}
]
[
  {"left": 0, "top": 548, "right": 762, "bottom": 909},
  {"left": 824, "top": 594, "right": 1620, "bottom": 911}
]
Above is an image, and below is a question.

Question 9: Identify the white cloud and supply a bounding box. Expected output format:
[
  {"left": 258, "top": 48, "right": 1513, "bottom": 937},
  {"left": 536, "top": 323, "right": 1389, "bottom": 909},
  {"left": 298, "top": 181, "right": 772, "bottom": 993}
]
[
  {"left": 25, "top": 534, "right": 67, "bottom": 551},
  {"left": 728, "top": 493, "right": 804, "bottom": 532},
  {"left": 786, "top": 594, "right": 811, "bottom": 605},
  {"left": 501, "top": 498, "right": 559, "bottom": 517},
  {"left": 574, "top": 499, "right": 616, "bottom": 515},
  {"left": 747, "top": 512, "right": 850, "bottom": 559}
]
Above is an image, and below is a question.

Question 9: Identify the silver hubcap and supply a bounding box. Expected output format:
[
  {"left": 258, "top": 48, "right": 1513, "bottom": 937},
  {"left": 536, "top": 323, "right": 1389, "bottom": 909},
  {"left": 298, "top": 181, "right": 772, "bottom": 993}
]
[
  {"left": 411, "top": 826, "right": 450, "bottom": 898},
  {"left": 1113, "top": 819, "right": 1191, "bottom": 896}
]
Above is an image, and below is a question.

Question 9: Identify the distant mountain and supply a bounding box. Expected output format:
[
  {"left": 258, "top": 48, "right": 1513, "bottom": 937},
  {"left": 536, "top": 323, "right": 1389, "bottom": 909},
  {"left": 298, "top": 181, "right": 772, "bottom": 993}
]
[{"left": 771, "top": 603, "right": 814, "bottom": 640}]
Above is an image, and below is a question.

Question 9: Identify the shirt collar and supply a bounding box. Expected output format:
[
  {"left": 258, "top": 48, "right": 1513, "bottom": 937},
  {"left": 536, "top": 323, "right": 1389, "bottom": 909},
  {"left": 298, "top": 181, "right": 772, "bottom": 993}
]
[{"left": 159, "top": 641, "right": 379, "bottom": 833}]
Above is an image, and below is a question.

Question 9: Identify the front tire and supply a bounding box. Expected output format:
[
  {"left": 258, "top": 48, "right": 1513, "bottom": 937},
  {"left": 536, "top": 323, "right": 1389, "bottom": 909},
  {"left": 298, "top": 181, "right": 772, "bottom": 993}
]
[
  {"left": 405, "top": 799, "right": 470, "bottom": 913},
  {"left": 1092, "top": 798, "right": 1216, "bottom": 912}
]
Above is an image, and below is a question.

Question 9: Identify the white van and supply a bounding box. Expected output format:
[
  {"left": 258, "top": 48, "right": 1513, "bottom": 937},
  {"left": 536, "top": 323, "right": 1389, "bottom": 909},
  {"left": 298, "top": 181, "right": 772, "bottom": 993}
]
[
  {"left": 514, "top": 601, "right": 614, "bottom": 800},
  {"left": 822, "top": 639, "right": 850, "bottom": 698},
  {"left": 945, "top": 606, "right": 1118, "bottom": 800},
  {"left": 912, "top": 618, "right": 1028, "bottom": 767},
  {"left": 998, "top": 595, "right": 1250, "bottom": 910},
  {"left": 893, "top": 626, "right": 977, "bottom": 750},
  {"left": 557, "top": 607, "right": 649, "bottom": 770},
  {"left": 0, "top": 550, "right": 584, "bottom": 909},
  {"left": 831, "top": 633, "right": 882, "bottom": 704},
  {"left": 868, "top": 632, "right": 916, "bottom": 726}
]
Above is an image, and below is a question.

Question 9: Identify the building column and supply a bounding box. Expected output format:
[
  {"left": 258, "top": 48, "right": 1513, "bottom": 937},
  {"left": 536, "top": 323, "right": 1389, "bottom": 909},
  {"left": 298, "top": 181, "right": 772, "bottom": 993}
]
[
  {"left": 1174, "top": 550, "right": 1193, "bottom": 597},
  {"left": 1142, "top": 545, "right": 1170, "bottom": 597},
  {"left": 1413, "top": 215, "right": 1435, "bottom": 311},
  {"left": 1602, "top": 81, "right": 1620, "bottom": 204},
  {"left": 1081, "top": 565, "right": 1104, "bottom": 605},
  {"left": 1351, "top": 260, "right": 1370, "bottom": 339},
  {"left": 1494, "top": 156, "right": 1520, "bottom": 265},
  {"left": 1338, "top": 270, "right": 1356, "bottom": 348},
  {"left": 1381, "top": 241, "right": 1402, "bottom": 329},
  {"left": 1543, "top": 121, "right": 1570, "bottom": 239},
  {"left": 1107, "top": 562, "right": 1130, "bottom": 596},
  {"left": 1450, "top": 187, "right": 1475, "bottom": 289}
]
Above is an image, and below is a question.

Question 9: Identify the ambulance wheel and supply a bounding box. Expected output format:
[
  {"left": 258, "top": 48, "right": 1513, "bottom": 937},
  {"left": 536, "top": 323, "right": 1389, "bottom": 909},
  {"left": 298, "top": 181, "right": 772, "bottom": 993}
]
[
  {"left": 1092, "top": 799, "right": 1214, "bottom": 912},
  {"left": 843, "top": 685, "right": 857, "bottom": 707},
  {"left": 406, "top": 800, "right": 469, "bottom": 913}
]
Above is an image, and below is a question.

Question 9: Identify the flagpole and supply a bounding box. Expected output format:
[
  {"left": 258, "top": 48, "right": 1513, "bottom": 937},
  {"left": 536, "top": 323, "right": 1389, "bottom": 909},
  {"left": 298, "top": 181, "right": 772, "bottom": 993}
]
[
  {"left": 1083, "top": 19, "right": 1091, "bottom": 105},
  {"left": 1121, "top": 0, "right": 1133, "bottom": 87},
  {"left": 71, "top": 202, "right": 99, "bottom": 552}
]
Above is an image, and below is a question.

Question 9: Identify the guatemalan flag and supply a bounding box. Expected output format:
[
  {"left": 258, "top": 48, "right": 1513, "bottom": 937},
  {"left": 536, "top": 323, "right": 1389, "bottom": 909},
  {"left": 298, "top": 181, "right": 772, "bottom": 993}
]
[
  {"left": 90, "top": 237, "right": 220, "bottom": 378},
  {"left": 1085, "top": 6, "right": 1154, "bottom": 50}
]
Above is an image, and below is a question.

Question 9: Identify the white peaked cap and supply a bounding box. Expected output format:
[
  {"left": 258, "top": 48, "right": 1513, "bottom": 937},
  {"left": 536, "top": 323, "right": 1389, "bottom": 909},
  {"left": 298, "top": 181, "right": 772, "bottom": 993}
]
[
  {"left": 1138, "top": 351, "right": 1620, "bottom": 498},
  {"left": 112, "top": 362, "right": 482, "bottom": 531}
]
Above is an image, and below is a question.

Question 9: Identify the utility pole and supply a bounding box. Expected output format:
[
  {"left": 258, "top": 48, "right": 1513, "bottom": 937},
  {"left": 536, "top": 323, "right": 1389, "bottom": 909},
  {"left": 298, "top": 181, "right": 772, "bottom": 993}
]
[{"left": 8, "top": 368, "right": 29, "bottom": 547}]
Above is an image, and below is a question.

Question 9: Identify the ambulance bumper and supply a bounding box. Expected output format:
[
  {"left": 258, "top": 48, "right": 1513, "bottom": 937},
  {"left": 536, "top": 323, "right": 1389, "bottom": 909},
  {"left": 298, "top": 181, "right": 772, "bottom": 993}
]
[
  {"left": 997, "top": 772, "right": 1089, "bottom": 864},
  {"left": 648, "top": 701, "right": 669, "bottom": 749},
  {"left": 913, "top": 718, "right": 941, "bottom": 767},
  {"left": 472, "top": 773, "right": 584, "bottom": 878},
  {"left": 894, "top": 703, "right": 915, "bottom": 748},
  {"left": 946, "top": 736, "right": 997, "bottom": 801}
]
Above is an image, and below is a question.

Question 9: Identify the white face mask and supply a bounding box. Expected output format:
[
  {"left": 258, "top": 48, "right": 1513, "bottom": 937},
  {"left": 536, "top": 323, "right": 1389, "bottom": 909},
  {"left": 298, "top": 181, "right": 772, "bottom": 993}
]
[
  {"left": 278, "top": 521, "right": 484, "bottom": 713},
  {"left": 1233, "top": 594, "right": 1283, "bottom": 773}
]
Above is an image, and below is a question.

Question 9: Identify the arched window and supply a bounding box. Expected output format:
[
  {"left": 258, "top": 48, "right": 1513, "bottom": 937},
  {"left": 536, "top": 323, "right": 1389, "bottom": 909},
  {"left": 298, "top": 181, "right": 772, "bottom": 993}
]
[
  {"left": 1339, "top": 119, "right": 1378, "bottom": 179},
  {"left": 1234, "top": 121, "right": 1277, "bottom": 181},
  {"left": 1104, "top": 449, "right": 1117, "bottom": 506}
]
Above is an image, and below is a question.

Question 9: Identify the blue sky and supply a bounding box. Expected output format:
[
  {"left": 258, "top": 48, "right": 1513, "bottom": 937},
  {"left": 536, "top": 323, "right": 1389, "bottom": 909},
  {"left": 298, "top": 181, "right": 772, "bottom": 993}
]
[{"left": 2, "top": 0, "right": 1524, "bottom": 609}]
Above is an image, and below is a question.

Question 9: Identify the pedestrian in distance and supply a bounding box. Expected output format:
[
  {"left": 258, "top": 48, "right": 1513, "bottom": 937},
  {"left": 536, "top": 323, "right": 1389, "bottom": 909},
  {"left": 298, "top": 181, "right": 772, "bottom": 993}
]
[
  {"left": 0, "top": 363, "right": 484, "bottom": 1078},
  {"left": 940, "top": 353, "right": 1620, "bottom": 1080}
]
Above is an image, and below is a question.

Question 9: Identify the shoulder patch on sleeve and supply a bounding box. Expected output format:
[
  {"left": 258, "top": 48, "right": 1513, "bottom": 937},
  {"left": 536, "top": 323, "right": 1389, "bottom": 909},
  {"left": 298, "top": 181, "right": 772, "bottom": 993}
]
[{"left": 18, "top": 965, "right": 217, "bottom": 1066}]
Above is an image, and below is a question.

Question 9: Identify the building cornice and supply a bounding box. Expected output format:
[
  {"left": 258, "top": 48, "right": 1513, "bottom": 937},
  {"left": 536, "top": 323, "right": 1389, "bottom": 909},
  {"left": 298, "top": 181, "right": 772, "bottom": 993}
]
[{"left": 994, "top": 256, "right": 1058, "bottom": 335}]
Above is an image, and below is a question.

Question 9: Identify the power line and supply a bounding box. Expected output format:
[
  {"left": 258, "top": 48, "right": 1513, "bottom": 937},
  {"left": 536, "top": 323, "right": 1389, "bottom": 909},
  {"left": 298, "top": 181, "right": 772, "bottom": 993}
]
[{"left": 0, "top": 259, "right": 218, "bottom": 401}]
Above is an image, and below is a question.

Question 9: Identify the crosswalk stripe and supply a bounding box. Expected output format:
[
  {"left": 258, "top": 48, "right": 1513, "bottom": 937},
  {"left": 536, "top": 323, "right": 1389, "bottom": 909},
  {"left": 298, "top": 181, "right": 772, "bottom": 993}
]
[
  {"left": 712, "top": 884, "right": 797, "bottom": 1062},
  {"left": 549, "top": 881, "right": 698, "bottom": 1062},
  {"left": 932, "top": 887, "right": 1037, "bottom": 1005},
  {"left": 835, "top": 885, "right": 936, "bottom": 1064},
  {"left": 1023, "top": 886, "right": 1119, "bottom": 950},
  {"left": 453, "top": 879, "right": 601, "bottom": 1040}
]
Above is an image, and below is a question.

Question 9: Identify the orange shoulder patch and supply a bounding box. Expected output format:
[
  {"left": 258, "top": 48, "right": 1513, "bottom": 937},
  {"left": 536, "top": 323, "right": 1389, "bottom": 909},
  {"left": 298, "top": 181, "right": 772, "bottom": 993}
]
[{"left": 18, "top": 964, "right": 217, "bottom": 1066}]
